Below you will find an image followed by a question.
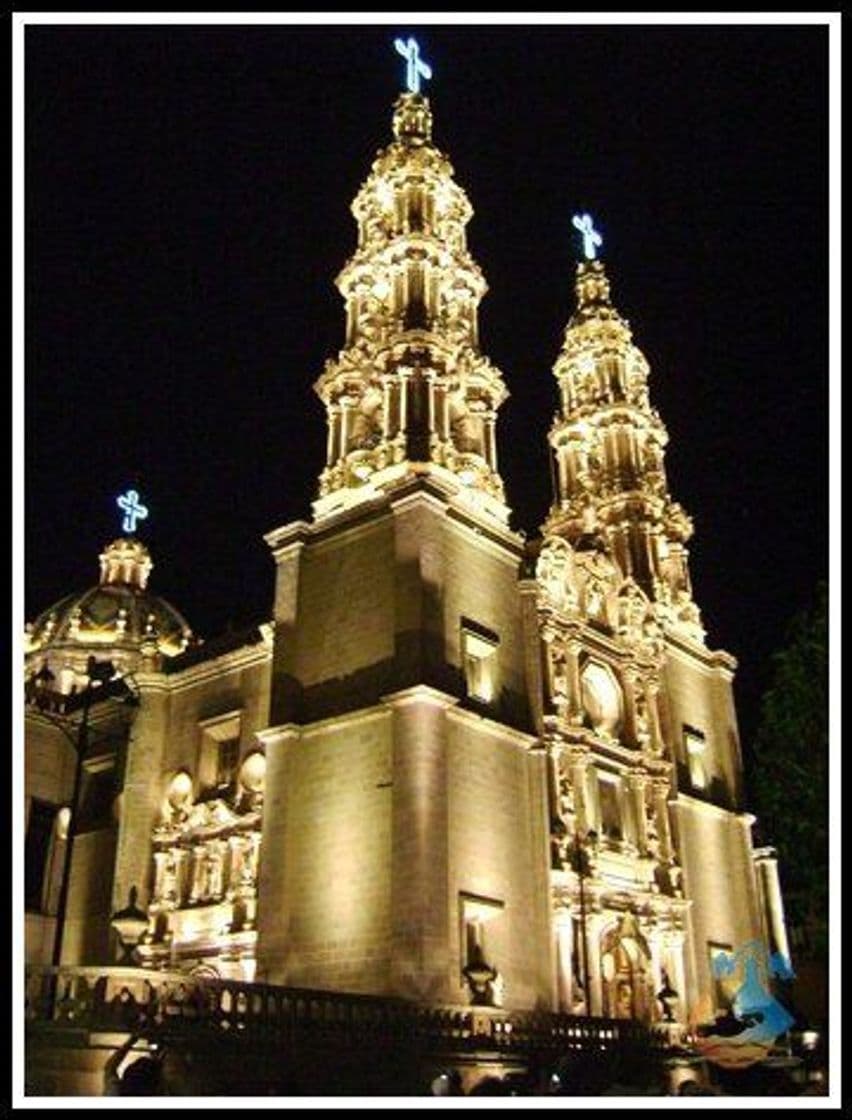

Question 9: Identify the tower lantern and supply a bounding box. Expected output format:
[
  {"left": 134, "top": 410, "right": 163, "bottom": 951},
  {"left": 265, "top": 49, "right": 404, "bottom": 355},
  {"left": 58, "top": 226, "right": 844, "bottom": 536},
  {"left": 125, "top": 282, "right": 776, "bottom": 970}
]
[
  {"left": 545, "top": 243, "right": 705, "bottom": 641},
  {"left": 312, "top": 60, "right": 510, "bottom": 527}
]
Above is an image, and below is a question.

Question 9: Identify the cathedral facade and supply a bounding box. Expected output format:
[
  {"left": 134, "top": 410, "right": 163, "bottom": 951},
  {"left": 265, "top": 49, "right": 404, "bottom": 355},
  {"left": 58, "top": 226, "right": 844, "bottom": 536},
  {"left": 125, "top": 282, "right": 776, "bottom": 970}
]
[{"left": 24, "top": 84, "right": 790, "bottom": 1042}]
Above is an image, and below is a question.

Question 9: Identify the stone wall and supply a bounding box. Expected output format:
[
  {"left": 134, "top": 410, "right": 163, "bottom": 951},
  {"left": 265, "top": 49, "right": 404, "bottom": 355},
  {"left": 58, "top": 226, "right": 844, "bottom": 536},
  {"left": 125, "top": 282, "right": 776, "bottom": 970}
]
[
  {"left": 261, "top": 489, "right": 550, "bottom": 1006},
  {"left": 258, "top": 709, "right": 393, "bottom": 992},
  {"left": 674, "top": 797, "right": 763, "bottom": 1018}
]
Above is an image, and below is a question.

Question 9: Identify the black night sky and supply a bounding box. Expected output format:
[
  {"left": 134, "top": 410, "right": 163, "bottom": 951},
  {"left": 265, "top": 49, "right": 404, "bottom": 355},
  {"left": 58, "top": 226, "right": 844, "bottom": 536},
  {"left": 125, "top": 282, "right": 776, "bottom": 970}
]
[{"left": 23, "top": 21, "right": 829, "bottom": 759}]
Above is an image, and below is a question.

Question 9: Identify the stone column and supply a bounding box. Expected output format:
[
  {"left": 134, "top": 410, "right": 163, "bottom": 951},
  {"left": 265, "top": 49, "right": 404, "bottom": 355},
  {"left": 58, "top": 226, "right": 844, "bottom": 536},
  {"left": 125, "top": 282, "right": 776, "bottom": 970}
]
[
  {"left": 382, "top": 381, "right": 392, "bottom": 439},
  {"left": 652, "top": 779, "right": 673, "bottom": 863},
  {"left": 672, "top": 937, "right": 687, "bottom": 1021},
  {"left": 339, "top": 400, "right": 351, "bottom": 459},
  {"left": 665, "top": 931, "right": 688, "bottom": 1024},
  {"left": 484, "top": 413, "right": 497, "bottom": 471},
  {"left": 546, "top": 740, "right": 564, "bottom": 833},
  {"left": 627, "top": 772, "right": 649, "bottom": 854},
  {"left": 586, "top": 764, "right": 601, "bottom": 835},
  {"left": 152, "top": 850, "right": 170, "bottom": 902},
  {"left": 556, "top": 448, "right": 568, "bottom": 502},
  {"left": 173, "top": 848, "right": 189, "bottom": 906},
  {"left": 647, "top": 681, "right": 664, "bottom": 756},
  {"left": 227, "top": 834, "right": 245, "bottom": 896},
  {"left": 753, "top": 847, "right": 791, "bottom": 963},
  {"left": 205, "top": 841, "right": 225, "bottom": 900},
  {"left": 327, "top": 404, "right": 341, "bottom": 465},
  {"left": 246, "top": 831, "right": 261, "bottom": 883},
  {"left": 621, "top": 666, "right": 639, "bottom": 747},
  {"left": 585, "top": 910, "right": 605, "bottom": 1016},
  {"left": 546, "top": 639, "right": 571, "bottom": 719},
  {"left": 188, "top": 844, "right": 207, "bottom": 903},
  {"left": 566, "top": 639, "right": 582, "bottom": 723},
  {"left": 644, "top": 526, "right": 659, "bottom": 585},
  {"left": 569, "top": 751, "right": 591, "bottom": 835},
  {"left": 648, "top": 931, "right": 664, "bottom": 1018},
  {"left": 389, "top": 690, "right": 451, "bottom": 1002},
  {"left": 555, "top": 914, "right": 574, "bottom": 1012},
  {"left": 433, "top": 382, "right": 446, "bottom": 441},
  {"left": 541, "top": 626, "right": 556, "bottom": 705},
  {"left": 399, "top": 373, "right": 410, "bottom": 436}
]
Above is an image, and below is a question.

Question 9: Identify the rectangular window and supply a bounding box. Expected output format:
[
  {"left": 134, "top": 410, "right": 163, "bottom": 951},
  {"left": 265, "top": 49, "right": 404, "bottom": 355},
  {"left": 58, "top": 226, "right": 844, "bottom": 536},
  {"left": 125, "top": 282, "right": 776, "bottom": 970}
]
[
  {"left": 77, "top": 761, "right": 117, "bottom": 832},
  {"left": 597, "top": 773, "right": 623, "bottom": 841},
  {"left": 708, "top": 941, "right": 735, "bottom": 1013},
  {"left": 216, "top": 738, "right": 240, "bottom": 788},
  {"left": 25, "top": 799, "right": 57, "bottom": 912},
  {"left": 461, "top": 619, "right": 499, "bottom": 703},
  {"left": 459, "top": 892, "right": 504, "bottom": 976},
  {"left": 684, "top": 726, "right": 708, "bottom": 790},
  {"left": 198, "top": 710, "right": 243, "bottom": 793}
]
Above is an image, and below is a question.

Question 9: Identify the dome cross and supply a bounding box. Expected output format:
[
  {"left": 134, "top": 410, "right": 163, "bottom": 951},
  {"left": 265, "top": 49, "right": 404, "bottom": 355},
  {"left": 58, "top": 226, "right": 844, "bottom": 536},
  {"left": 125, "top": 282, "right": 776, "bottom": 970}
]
[
  {"left": 572, "top": 213, "right": 603, "bottom": 260},
  {"left": 117, "top": 489, "right": 148, "bottom": 535},
  {"left": 394, "top": 37, "right": 432, "bottom": 94}
]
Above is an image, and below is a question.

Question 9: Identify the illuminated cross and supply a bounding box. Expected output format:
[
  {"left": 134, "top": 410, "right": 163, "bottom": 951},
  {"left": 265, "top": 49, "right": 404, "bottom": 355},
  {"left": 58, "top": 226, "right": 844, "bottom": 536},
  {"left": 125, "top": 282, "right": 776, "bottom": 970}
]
[
  {"left": 572, "top": 213, "right": 603, "bottom": 260},
  {"left": 394, "top": 37, "right": 432, "bottom": 94},
  {"left": 117, "top": 489, "right": 148, "bottom": 534}
]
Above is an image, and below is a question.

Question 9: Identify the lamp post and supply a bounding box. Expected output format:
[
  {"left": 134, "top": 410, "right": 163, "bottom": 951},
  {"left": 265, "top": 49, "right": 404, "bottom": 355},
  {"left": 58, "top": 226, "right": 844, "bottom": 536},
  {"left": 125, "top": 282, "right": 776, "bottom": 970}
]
[
  {"left": 50, "top": 656, "right": 119, "bottom": 967},
  {"left": 26, "top": 656, "right": 129, "bottom": 967},
  {"left": 568, "top": 829, "right": 598, "bottom": 1016}
]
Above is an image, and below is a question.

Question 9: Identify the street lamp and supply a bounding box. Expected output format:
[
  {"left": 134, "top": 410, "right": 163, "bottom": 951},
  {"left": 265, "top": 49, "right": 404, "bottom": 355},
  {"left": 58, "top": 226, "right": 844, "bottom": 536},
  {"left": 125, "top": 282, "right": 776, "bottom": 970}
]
[
  {"left": 567, "top": 829, "right": 598, "bottom": 1016},
  {"left": 52, "top": 656, "right": 119, "bottom": 967},
  {"left": 27, "top": 656, "right": 124, "bottom": 966}
]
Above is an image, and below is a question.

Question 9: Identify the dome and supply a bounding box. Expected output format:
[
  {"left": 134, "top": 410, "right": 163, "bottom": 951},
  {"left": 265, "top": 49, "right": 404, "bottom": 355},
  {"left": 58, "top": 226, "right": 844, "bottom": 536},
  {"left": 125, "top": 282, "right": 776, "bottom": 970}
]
[{"left": 25, "top": 538, "right": 194, "bottom": 675}]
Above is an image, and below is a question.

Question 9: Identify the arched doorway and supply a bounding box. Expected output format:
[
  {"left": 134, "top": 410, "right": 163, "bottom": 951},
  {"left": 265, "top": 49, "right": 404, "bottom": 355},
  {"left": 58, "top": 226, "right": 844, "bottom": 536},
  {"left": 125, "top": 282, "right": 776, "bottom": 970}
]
[{"left": 600, "top": 913, "right": 653, "bottom": 1021}]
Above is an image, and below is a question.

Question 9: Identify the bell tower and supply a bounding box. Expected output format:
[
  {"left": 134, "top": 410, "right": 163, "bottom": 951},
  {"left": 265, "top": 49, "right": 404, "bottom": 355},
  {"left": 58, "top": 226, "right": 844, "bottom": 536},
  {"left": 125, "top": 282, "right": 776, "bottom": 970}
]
[
  {"left": 313, "top": 88, "right": 510, "bottom": 528},
  {"left": 545, "top": 242, "right": 704, "bottom": 642},
  {"left": 260, "top": 46, "right": 552, "bottom": 1009},
  {"left": 534, "top": 218, "right": 759, "bottom": 1028}
]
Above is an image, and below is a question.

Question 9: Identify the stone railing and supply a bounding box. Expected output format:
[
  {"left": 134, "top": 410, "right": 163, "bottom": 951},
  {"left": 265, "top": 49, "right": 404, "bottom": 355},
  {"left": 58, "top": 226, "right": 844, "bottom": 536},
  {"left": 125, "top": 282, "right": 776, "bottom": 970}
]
[{"left": 25, "top": 965, "right": 659, "bottom": 1058}]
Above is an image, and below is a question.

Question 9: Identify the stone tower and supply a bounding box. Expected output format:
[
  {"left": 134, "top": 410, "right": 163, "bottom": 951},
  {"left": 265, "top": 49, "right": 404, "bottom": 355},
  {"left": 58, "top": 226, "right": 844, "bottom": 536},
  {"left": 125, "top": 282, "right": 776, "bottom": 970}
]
[
  {"left": 533, "top": 245, "right": 778, "bottom": 1027},
  {"left": 259, "top": 90, "right": 553, "bottom": 1006},
  {"left": 545, "top": 255, "right": 704, "bottom": 639},
  {"left": 313, "top": 91, "right": 510, "bottom": 527}
]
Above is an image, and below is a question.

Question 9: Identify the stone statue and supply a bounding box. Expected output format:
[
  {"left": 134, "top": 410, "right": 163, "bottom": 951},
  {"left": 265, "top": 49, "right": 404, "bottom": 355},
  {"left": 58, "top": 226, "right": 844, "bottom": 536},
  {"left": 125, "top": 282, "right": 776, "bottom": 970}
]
[
  {"left": 462, "top": 943, "right": 499, "bottom": 1007},
  {"left": 550, "top": 644, "right": 569, "bottom": 709}
]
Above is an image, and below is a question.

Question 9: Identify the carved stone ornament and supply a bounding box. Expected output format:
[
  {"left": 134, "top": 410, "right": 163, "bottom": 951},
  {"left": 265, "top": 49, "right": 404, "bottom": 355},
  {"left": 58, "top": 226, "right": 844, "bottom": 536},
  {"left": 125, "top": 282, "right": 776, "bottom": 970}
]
[
  {"left": 614, "top": 577, "right": 650, "bottom": 638},
  {"left": 575, "top": 549, "right": 619, "bottom": 627},
  {"left": 536, "top": 536, "right": 578, "bottom": 613}
]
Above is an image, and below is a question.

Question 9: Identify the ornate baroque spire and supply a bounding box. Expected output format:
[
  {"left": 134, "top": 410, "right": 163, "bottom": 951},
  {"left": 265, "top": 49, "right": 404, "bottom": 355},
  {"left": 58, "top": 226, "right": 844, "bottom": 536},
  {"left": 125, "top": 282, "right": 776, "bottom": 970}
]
[
  {"left": 544, "top": 250, "right": 705, "bottom": 642},
  {"left": 312, "top": 91, "right": 510, "bottom": 526}
]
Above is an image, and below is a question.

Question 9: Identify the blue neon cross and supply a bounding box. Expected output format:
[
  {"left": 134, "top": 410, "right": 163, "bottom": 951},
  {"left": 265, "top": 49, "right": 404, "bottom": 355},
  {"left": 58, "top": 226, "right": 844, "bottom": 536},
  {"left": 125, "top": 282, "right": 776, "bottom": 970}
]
[
  {"left": 572, "top": 213, "right": 603, "bottom": 260},
  {"left": 117, "top": 489, "right": 148, "bottom": 534},
  {"left": 394, "top": 37, "right": 432, "bottom": 94}
]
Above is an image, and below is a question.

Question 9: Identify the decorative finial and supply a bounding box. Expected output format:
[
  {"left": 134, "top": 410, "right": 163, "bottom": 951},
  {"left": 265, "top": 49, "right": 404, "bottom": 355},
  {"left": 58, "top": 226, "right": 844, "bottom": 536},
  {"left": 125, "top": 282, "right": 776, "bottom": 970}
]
[
  {"left": 117, "top": 489, "right": 148, "bottom": 535},
  {"left": 394, "top": 37, "right": 432, "bottom": 94},
  {"left": 572, "top": 213, "right": 603, "bottom": 261}
]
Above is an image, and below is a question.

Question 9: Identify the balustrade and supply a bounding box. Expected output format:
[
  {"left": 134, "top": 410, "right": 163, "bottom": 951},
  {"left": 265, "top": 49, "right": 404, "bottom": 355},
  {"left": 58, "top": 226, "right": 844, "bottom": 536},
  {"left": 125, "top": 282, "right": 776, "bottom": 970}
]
[{"left": 25, "top": 964, "right": 660, "bottom": 1061}]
